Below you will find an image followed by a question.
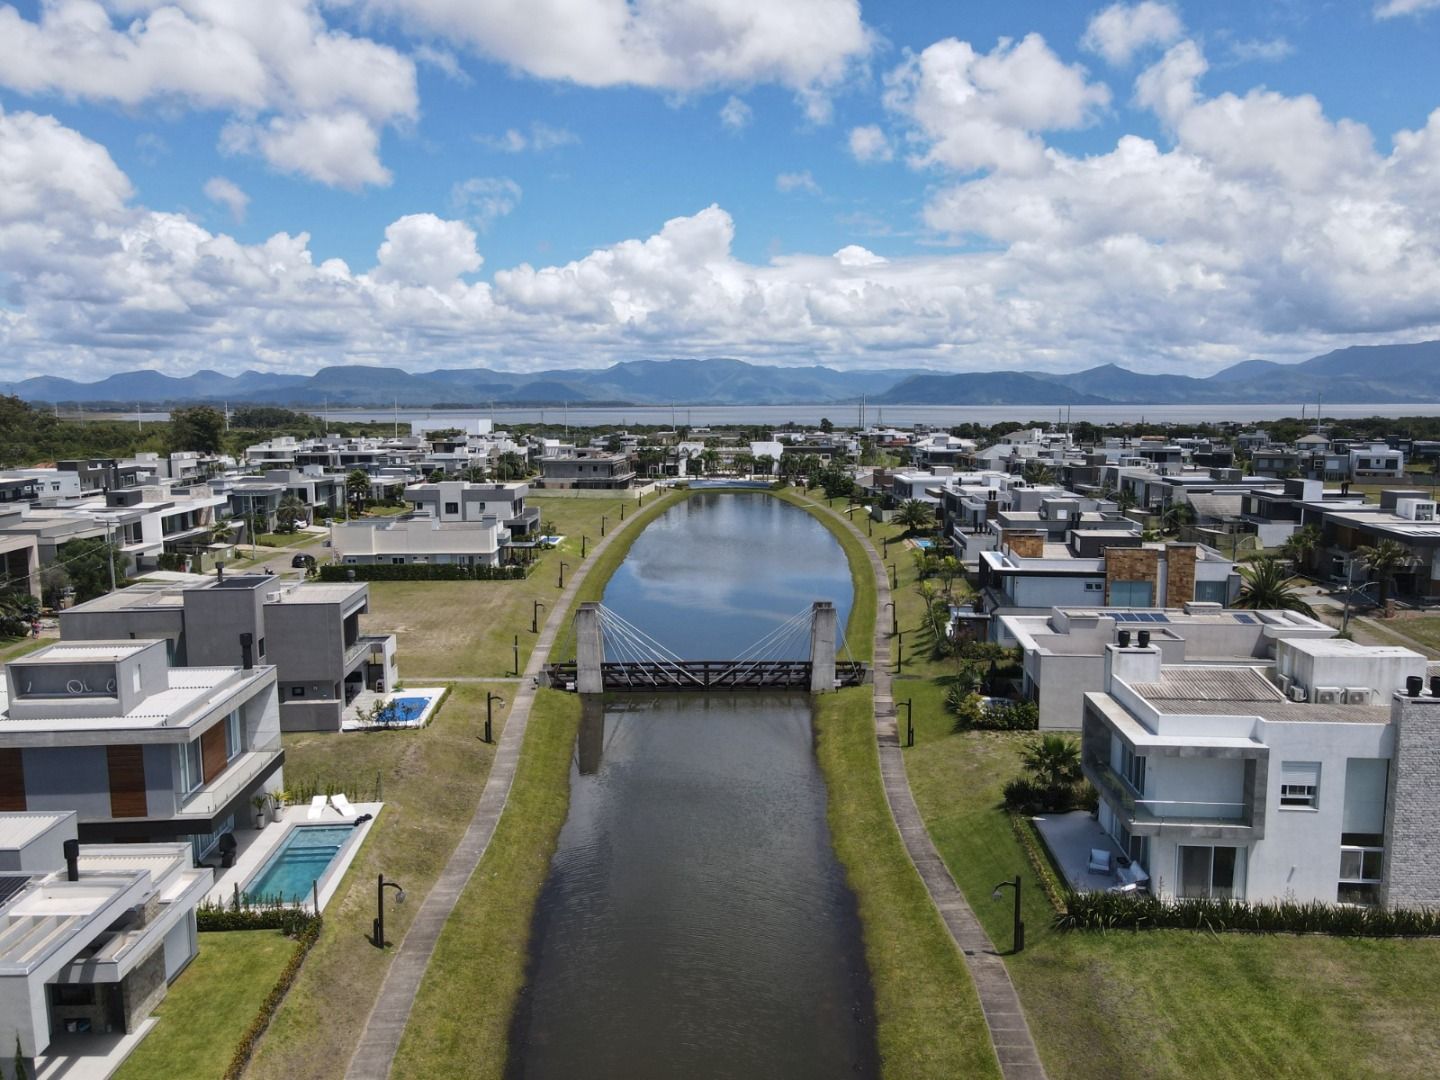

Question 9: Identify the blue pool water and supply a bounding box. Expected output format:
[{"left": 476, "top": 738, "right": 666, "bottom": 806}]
[
  {"left": 913, "top": 538, "right": 934, "bottom": 550},
  {"left": 377, "top": 695, "right": 431, "bottom": 724},
  {"left": 244, "top": 825, "right": 354, "bottom": 903}
]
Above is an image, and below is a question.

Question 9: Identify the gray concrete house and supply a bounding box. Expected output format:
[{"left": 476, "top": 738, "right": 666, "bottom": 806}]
[
  {"left": 58, "top": 573, "right": 397, "bottom": 733},
  {"left": 405, "top": 479, "right": 540, "bottom": 536},
  {"left": 0, "top": 639, "right": 281, "bottom": 858},
  {"left": 539, "top": 449, "right": 637, "bottom": 490}
]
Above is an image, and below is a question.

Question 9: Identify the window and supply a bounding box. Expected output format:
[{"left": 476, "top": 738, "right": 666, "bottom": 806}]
[
  {"left": 1177, "top": 845, "right": 1245, "bottom": 899},
  {"left": 1110, "top": 580, "right": 1154, "bottom": 606},
  {"left": 1280, "top": 761, "right": 1321, "bottom": 809},
  {"left": 291, "top": 686, "right": 305, "bottom": 697},
  {"left": 1084, "top": 581, "right": 1103, "bottom": 593},
  {"left": 445, "top": 502, "right": 459, "bottom": 515},
  {"left": 1194, "top": 580, "right": 1229, "bottom": 605},
  {"left": 1338, "top": 833, "right": 1385, "bottom": 905},
  {"left": 1120, "top": 745, "right": 1146, "bottom": 794},
  {"left": 225, "top": 708, "right": 243, "bottom": 760},
  {"left": 256, "top": 637, "right": 265, "bottom": 660},
  {"left": 177, "top": 740, "right": 202, "bottom": 795}
]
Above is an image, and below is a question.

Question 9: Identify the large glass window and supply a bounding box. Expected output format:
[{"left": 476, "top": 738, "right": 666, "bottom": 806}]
[
  {"left": 1194, "top": 580, "right": 1229, "bottom": 604},
  {"left": 1110, "top": 580, "right": 1154, "bottom": 607},
  {"left": 177, "top": 740, "right": 202, "bottom": 795},
  {"left": 1120, "top": 745, "right": 1146, "bottom": 795},
  {"left": 1177, "top": 845, "right": 1245, "bottom": 899},
  {"left": 225, "top": 708, "right": 243, "bottom": 761}
]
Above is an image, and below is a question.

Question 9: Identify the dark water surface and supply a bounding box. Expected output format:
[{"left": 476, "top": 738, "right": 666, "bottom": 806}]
[{"left": 507, "top": 492, "right": 877, "bottom": 1080}]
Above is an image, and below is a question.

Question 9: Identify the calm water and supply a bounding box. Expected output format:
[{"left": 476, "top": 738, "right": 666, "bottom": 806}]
[{"left": 507, "top": 493, "right": 877, "bottom": 1080}]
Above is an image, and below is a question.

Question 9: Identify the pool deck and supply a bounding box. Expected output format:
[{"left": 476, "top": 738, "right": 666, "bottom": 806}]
[
  {"left": 343, "top": 686, "right": 447, "bottom": 731},
  {"left": 206, "top": 801, "right": 382, "bottom": 912}
]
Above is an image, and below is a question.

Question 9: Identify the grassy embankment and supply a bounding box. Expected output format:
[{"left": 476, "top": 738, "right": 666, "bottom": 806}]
[
  {"left": 114, "top": 931, "right": 295, "bottom": 1080},
  {"left": 791, "top": 487, "right": 1440, "bottom": 1079}
]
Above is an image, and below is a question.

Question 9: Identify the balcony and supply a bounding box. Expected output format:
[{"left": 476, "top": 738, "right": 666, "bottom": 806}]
[
  {"left": 1086, "top": 756, "right": 1255, "bottom": 839},
  {"left": 177, "top": 748, "right": 284, "bottom": 818}
]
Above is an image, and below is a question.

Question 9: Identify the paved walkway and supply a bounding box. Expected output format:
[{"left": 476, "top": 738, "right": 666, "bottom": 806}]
[
  {"left": 812, "top": 496, "right": 1048, "bottom": 1080},
  {"left": 344, "top": 502, "right": 659, "bottom": 1080}
]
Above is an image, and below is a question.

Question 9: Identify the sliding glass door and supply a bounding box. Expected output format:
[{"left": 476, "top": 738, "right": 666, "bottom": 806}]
[{"left": 1177, "top": 845, "right": 1245, "bottom": 899}]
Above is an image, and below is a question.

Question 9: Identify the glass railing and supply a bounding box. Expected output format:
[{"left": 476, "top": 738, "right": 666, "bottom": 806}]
[
  {"left": 1087, "top": 757, "right": 1248, "bottom": 827},
  {"left": 178, "top": 749, "right": 283, "bottom": 817}
]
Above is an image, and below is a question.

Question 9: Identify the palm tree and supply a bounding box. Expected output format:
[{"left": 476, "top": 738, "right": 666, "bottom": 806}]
[
  {"left": 274, "top": 494, "right": 306, "bottom": 534},
  {"left": 937, "top": 555, "right": 961, "bottom": 599},
  {"left": 699, "top": 449, "right": 720, "bottom": 476},
  {"left": 346, "top": 469, "right": 371, "bottom": 513},
  {"left": 1235, "top": 556, "right": 1315, "bottom": 615},
  {"left": 1021, "top": 733, "right": 1083, "bottom": 790},
  {"left": 1159, "top": 501, "right": 1193, "bottom": 535},
  {"left": 895, "top": 499, "right": 934, "bottom": 535},
  {"left": 1279, "top": 523, "right": 1321, "bottom": 568},
  {"left": 1021, "top": 461, "right": 1054, "bottom": 486},
  {"left": 1355, "top": 539, "right": 1413, "bottom": 612},
  {"left": 1113, "top": 488, "right": 1137, "bottom": 513}
]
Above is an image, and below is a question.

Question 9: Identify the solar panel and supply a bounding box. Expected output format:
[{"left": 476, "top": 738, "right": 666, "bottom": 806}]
[
  {"left": 1234, "top": 613, "right": 1256, "bottom": 624},
  {"left": 0, "top": 876, "right": 31, "bottom": 908},
  {"left": 1151, "top": 613, "right": 1170, "bottom": 623}
]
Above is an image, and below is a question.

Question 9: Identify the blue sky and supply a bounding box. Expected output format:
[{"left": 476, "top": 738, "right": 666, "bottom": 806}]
[{"left": 2, "top": 1, "right": 1440, "bottom": 380}]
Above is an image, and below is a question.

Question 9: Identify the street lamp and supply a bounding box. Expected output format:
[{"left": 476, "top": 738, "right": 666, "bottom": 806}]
[
  {"left": 532, "top": 599, "right": 545, "bottom": 634},
  {"left": 484, "top": 692, "right": 505, "bottom": 744},
  {"left": 895, "top": 631, "right": 903, "bottom": 673},
  {"left": 557, "top": 560, "right": 570, "bottom": 589},
  {"left": 582, "top": 535, "right": 589, "bottom": 557},
  {"left": 885, "top": 600, "right": 898, "bottom": 636},
  {"left": 601, "top": 514, "right": 608, "bottom": 537},
  {"left": 373, "top": 874, "right": 406, "bottom": 947},
  {"left": 889, "top": 563, "right": 898, "bottom": 590},
  {"left": 897, "top": 698, "right": 914, "bottom": 748},
  {"left": 991, "top": 875, "right": 1024, "bottom": 953}
]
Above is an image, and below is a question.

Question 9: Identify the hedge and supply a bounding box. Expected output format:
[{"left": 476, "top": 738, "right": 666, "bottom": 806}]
[
  {"left": 318, "top": 562, "right": 526, "bottom": 582},
  {"left": 198, "top": 896, "right": 319, "bottom": 936},
  {"left": 1055, "top": 890, "right": 1440, "bottom": 937},
  {"left": 222, "top": 914, "right": 324, "bottom": 1080}
]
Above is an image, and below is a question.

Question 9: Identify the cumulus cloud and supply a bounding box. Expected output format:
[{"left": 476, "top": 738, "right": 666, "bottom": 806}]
[
  {"left": 776, "top": 170, "right": 821, "bottom": 194},
  {"left": 474, "top": 121, "right": 578, "bottom": 153},
  {"left": 1081, "top": 2, "right": 1184, "bottom": 66},
  {"left": 1226, "top": 38, "right": 1294, "bottom": 64},
  {"left": 719, "top": 96, "right": 752, "bottom": 131},
  {"left": 345, "top": 0, "right": 872, "bottom": 120},
  {"left": 373, "top": 213, "right": 483, "bottom": 288},
  {"left": 1375, "top": 0, "right": 1440, "bottom": 17},
  {"left": 450, "top": 176, "right": 522, "bottom": 230},
  {"left": 203, "top": 177, "right": 250, "bottom": 223},
  {"left": 883, "top": 34, "right": 1111, "bottom": 174},
  {"left": 0, "top": 1, "right": 417, "bottom": 188},
  {"left": 848, "top": 124, "right": 892, "bottom": 162}
]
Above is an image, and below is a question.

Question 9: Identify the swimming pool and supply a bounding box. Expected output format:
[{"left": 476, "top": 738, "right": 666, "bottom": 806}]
[
  {"left": 378, "top": 696, "right": 429, "bottom": 724},
  {"left": 244, "top": 825, "right": 355, "bottom": 904},
  {"left": 912, "top": 538, "right": 934, "bottom": 550}
]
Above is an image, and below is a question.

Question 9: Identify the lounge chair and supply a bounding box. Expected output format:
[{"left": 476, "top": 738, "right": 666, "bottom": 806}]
[
  {"left": 1087, "top": 848, "right": 1114, "bottom": 876},
  {"left": 307, "top": 795, "right": 328, "bottom": 820},
  {"left": 331, "top": 793, "right": 356, "bottom": 818}
]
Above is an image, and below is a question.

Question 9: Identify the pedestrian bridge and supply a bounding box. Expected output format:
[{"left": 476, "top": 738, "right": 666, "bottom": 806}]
[{"left": 544, "top": 602, "right": 868, "bottom": 694}]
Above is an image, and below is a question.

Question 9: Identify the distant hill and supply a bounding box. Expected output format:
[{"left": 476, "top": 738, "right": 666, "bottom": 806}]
[{"left": 6, "top": 341, "right": 1440, "bottom": 407}]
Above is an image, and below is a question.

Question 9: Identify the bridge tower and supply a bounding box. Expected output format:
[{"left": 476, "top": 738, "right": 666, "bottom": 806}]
[
  {"left": 809, "top": 601, "right": 837, "bottom": 693},
  {"left": 575, "top": 602, "right": 605, "bottom": 695}
]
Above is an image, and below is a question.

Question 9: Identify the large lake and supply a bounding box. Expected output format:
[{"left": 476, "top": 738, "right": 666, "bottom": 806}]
[{"left": 506, "top": 492, "right": 877, "bottom": 1080}]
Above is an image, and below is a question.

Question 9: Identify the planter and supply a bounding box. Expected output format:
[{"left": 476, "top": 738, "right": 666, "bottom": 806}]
[
  {"left": 253, "top": 813, "right": 266, "bottom": 829},
  {"left": 270, "top": 805, "right": 284, "bottom": 823}
]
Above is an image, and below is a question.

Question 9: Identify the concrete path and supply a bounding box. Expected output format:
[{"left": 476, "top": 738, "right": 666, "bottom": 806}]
[
  {"left": 344, "top": 503, "right": 658, "bottom": 1080},
  {"left": 815, "top": 498, "right": 1049, "bottom": 1080}
]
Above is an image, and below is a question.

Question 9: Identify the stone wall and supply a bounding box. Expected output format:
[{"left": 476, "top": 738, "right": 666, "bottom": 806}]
[
  {"left": 1165, "top": 543, "right": 1198, "bottom": 606},
  {"left": 1381, "top": 693, "right": 1440, "bottom": 908},
  {"left": 1002, "top": 530, "right": 1046, "bottom": 559},
  {"left": 1104, "top": 547, "right": 1158, "bottom": 604},
  {"left": 121, "top": 946, "right": 169, "bottom": 1032}
]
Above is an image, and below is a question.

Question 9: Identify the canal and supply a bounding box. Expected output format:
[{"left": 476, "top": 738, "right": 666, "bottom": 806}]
[{"left": 507, "top": 492, "right": 878, "bottom": 1079}]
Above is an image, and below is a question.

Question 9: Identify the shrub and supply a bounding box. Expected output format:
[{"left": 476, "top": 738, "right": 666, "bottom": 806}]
[
  {"left": 317, "top": 562, "right": 527, "bottom": 582},
  {"left": 1054, "top": 891, "right": 1440, "bottom": 937},
  {"left": 221, "top": 914, "right": 324, "bottom": 1080},
  {"left": 1001, "top": 776, "right": 1091, "bottom": 814},
  {"left": 949, "top": 695, "right": 1039, "bottom": 732},
  {"left": 197, "top": 900, "right": 317, "bottom": 936}
]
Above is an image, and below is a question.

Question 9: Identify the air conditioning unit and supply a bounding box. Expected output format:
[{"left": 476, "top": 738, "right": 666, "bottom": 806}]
[
  {"left": 265, "top": 591, "right": 283, "bottom": 604},
  {"left": 1276, "top": 673, "right": 1291, "bottom": 694},
  {"left": 1288, "top": 685, "right": 1307, "bottom": 702},
  {"left": 1314, "top": 686, "right": 1342, "bottom": 704},
  {"left": 1343, "top": 687, "right": 1373, "bottom": 705}
]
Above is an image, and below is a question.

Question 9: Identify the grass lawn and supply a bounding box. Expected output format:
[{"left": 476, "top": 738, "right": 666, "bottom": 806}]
[
  {"left": 360, "top": 493, "right": 681, "bottom": 679},
  {"left": 391, "top": 690, "right": 582, "bottom": 1079},
  {"left": 256, "top": 530, "right": 325, "bottom": 548},
  {"left": 815, "top": 688, "right": 1000, "bottom": 1079},
  {"left": 905, "top": 716, "right": 1440, "bottom": 1079},
  {"left": 0, "top": 634, "right": 50, "bottom": 663},
  {"left": 245, "top": 682, "right": 512, "bottom": 1080},
  {"left": 113, "top": 930, "right": 294, "bottom": 1080},
  {"left": 1374, "top": 614, "right": 1440, "bottom": 654}
]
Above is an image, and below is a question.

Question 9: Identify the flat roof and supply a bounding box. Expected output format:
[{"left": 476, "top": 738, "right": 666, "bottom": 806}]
[
  {"left": 1282, "top": 638, "right": 1423, "bottom": 659},
  {"left": 0, "top": 665, "right": 271, "bottom": 732},
  {"left": 12, "top": 642, "right": 151, "bottom": 664},
  {"left": 0, "top": 813, "right": 71, "bottom": 851}
]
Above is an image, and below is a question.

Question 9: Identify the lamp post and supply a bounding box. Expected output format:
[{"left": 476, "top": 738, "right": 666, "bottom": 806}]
[
  {"left": 484, "top": 691, "right": 505, "bottom": 744},
  {"left": 890, "top": 563, "right": 898, "bottom": 590},
  {"left": 897, "top": 698, "right": 914, "bottom": 748},
  {"left": 991, "top": 875, "right": 1024, "bottom": 953},
  {"left": 582, "top": 535, "right": 589, "bottom": 558},
  {"left": 373, "top": 874, "right": 406, "bottom": 947},
  {"left": 558, "top": 560, "right": 570, "bottom": 589},
  {"left": 619, "top": 503, "right": 625, "bottom": 520},
  {"left": 885, "top": 600, "right": 897, "bottom": 636},
  {"left": 895, "top": 631, "right": 903, "bottom": 673},
  {"left": 532, "top": 599, "right": 545, "bottom": 634},
  {"left": 601, "top": 514, "right": 608, "bottom": 537},
  {"left": 883, "top": 535, "right": 889, "bottom": 558},
  {"left": 512, "top": 635, "right": 520, "bottom": 678}
]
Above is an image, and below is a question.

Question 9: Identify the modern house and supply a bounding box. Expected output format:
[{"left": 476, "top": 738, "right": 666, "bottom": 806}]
[
  {"left": 59, "top": 573, "right": 397, "bottom": 732},
  {"left": 217, "top": 469, "right": 343, "bottom": 532},
  {"left": 1081, "top": 635, "right": 1439, "bottom": 906},
  {"left": 330, "top": 515, "right": 508, "bottom": 568},
  {"left": 1003, "top": 603, "right": 1335, "bottom": 729},
  {"left": 0, "top": 811, "right": 210, "bottom": 1078},
  {"left": 0, "top": 530, "right": 40, "bottom": 600},
  {"left": 538, "top": 448, "right": 637, "bottom": 490},
  {"left": 0, "top": 638, "right": 282, "bottom": 859},
  {"left": 404, "top": 480, "right": 540, "bottom": 537}
]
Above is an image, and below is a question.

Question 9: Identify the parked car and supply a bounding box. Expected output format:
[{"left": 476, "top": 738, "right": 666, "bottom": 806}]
[{"left": 291, "top": 553, "right": 316, "bottom": 568}]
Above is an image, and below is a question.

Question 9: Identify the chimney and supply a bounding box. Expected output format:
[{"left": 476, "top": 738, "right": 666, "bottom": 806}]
[
  {"left": 1138, "top": 629, "right": 1151, "bottom": 648},
  {"left": 1407, "top": 676, "right": 1423, "bottom": 697},
  {"left": 64, "top": 838, "right": 80, "bottom": 881},
  {"left": 1117, "top": 629, "right": 1131, "bottom": 648},
  {"left": 240, "top": 632, "right": 254, "bottom": 670},
  {"left": 1432, "top": 676, "right": 1440, "bottom": 698}
]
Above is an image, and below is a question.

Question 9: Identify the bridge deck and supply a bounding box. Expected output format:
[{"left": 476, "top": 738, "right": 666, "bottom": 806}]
[{"left": 546, "top": 659, "right": 868, "bottom": 692}]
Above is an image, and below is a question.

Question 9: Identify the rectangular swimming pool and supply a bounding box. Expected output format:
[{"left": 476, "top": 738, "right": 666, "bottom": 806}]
[{"left": 244, "top": 825, "right": 355, "bottom": 904}]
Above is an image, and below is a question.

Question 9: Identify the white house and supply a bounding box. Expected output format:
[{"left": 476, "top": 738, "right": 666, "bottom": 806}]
[
  {"left": 1081, "top": 635, "right": 1440, "bottom": 906},
  {"left": 0, "top": 811, "right": 210, "bottom": 1078},
  {"left": 330, "top": 515, "right": 507, "bottom": 566}
]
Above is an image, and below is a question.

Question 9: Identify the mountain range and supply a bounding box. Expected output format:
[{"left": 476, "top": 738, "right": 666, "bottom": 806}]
[{"left": 4, "top": 341, "right": 1439, "bottom": 408}]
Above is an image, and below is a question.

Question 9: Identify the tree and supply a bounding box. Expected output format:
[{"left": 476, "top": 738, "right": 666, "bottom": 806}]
[
  {"left": 1355, "top": 539, "right": 1414, "bottom": 612},
  {"left": 0, "top": 587, "right": 40, "bottom": 637},
  {"left": 463, "top": 465, "right": 488, "bottom": 484},
  {"left": 937, "top": 555, "right": 961, "bottom": 598},
  {"left": 57, "top": 537, "right": 128, "bottom": 603},
  {"left": 1020, "top": 733, "right": 1083, "bottom": 790},
  {"left": 1235, "top": 556, "right": 1315, "bottom": 615},
  {"left": 1113, "top": 488, "right": 1137, "bottom": 513},
  {"left": 733, "top": 452, "right": 756, "bottom": 477},
  {"left": 895, "top": 499, "right": 935, "bottom": 535},
  {"left": 1279, "top": 523, "right": 1321, "bottom": 567},
  {"left": 346, "top": 469, "right": 371, "bottom": 513},
  {"left": 274, "top": 494, "right": 306, "bottom": 534},
  {"left": 699, "top": 449, "right": 720, "bottom": 476},
  {"left": 1159, "top": 502, "right": 1193, "bottom": 535},
  {"left": 494, "top": 452, "right": 528, "bottom": 481},
  {"left": 754, "top": 453, "right": 776, "bottom": 477},
  {"left": 166, "top": 406, "right": 226, "bottom": 455},
  {"left": 1021, "top": 461, "right": 1054, "bottom": 486},
  {"left": 819, "top": 417, "right": 834, "bottom": 433}
]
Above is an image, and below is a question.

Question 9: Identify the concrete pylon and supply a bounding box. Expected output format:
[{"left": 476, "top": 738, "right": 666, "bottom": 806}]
[
  {"left": 809, "top": 600, "right": 837, "bottom": 693},
  {"left": 575, "top": 602, "right": 605, "bottom": 695}
]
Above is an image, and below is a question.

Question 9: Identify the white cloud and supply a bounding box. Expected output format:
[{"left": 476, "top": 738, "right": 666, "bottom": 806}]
[
  {"left": 848, "top": 124, "right": 892, "bottom": 162},
  {"left": 450, "top": 177, "right": 522, "bottom": 230},
  {"left": 223, "top": 111, "right": 392, "bottom": 188},
  {"left": 719, "top": 96, "right": 752, "bottom": 131},
  {"left": 833, "top": 245, "right": 886, "bottom": 267},
  {"left": 776, "top": 170, "right": 821, "bottom": 194},
  {"left": 1226, "top": 38, "right": 1294, "bottom": 64},
  {"left": 373, "top": 213, "right": 483, "bottom": 288},
  {"left": 1376, "top": 0, "right": 1440, "bottom": 17},
  {"left": 1081, "top": 2, "right": 1184, "bottom": 66},
  {"left": 345, "top": 0, "right": 872, "bottom": 120},
  {"left": 203, "top": 177, "right": 250, "bottom": 223},
  {"left": 883, "top": 34, "right": 1111, "bottom": 175},
  {"left": 474, "top": 121, "right": 578, "bottom": 153},
  {"left": 0, "top": 1, "right": 416, "bottom": 188}
]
